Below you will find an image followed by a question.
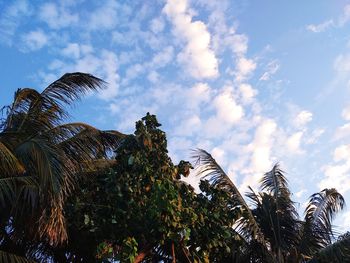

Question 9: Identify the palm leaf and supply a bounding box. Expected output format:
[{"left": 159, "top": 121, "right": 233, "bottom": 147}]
[
  {"left": 0, "top": 250, "right": 35, "bottom": 263},
  {"left": 192, "top": 149, "right": 266, "bottom": 243},
  {"left": 307, "top": 233, "right": 350, "bottom": 263},
  {"left": 259, "top": 164, "right": 299, "bottom": 258},
  {"left": 299, "top": 188, "right": 345, "bottom": 258}
]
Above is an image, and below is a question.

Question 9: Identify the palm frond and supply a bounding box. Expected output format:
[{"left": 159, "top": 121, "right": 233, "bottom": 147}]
[
  {"left": 0, "top": 250, "right": 35, "bottom": 263},
  {"left": 259, "top": 164, "right": 299, "bottom": 257},
  {"left": 260, "top": 164, "right": 289, "bottom": 197},
  {"left": 0, "top": 141, "right": 25, "bottom": 177},
  {"left": 300, "top": 188, "right": 345, "bottom": 257},
  {"left": 4, "top": 73, "right": 105, "bottom": 134},
  {"left": 192, "top": 149, "right": 266, "bottom": 244},
  {"left": 308, "top": 233, "right": 350, "bottom": 263}
]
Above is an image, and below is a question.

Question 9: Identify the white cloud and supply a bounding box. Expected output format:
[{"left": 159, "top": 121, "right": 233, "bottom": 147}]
[
  {"left": 213, "top": 88, "right": 244, "bottom": 124},
  {"left": 342, "top": 105, "right": 350, "bottom": 121},
  {"left": 235, "top": 57, "right": 256, "bottom": 82},
  {"left": 259, "top": 60, "right": 280, "bottom": 81},
  {"left": 88, "top": 0, "right": 124, "bottom": 31},
  {"left": 239, "top": 83, "right": 257, "bottom": 104},
  {"left": 249, "top": 119, "right": 277, "bottom": 174},
  {"left": 286, "top": 131, "right": 304, "bottom": 154},
  {"left": 334, "top": 53, "right": 350, "bottom": 72},
  {"left": 150, "top": 17, "right": 165, "bottom": 34},
  {"left": 306, "top": 19, "right": 334, "bottom": 33},
  {"left": 334, "top": 123, "right": 350, "bottom": 140},
  {"left": 319, "top": 144, "right": 350, "bottom": 194},
  {"left": 211, "top": 147, "right": 226, "bottom": 167},
  {"left": 39, "top": 2, "right": 78, "bottom": 29},
  {"left": 305, "top": 128, "right": 325, "bottom": 144},
  {"left": 339, "top": 4, "right": 350, "bottom": 26},
  {"left": 307, "top": 4, "right": 350, "bottom": 33},
  {"left": 319, "top": 163, "right": 350, "bottom": 194},
  {"left": 21, "top": 29, "right": 48, "bottom": 51},
  {"left": 174, "top": 114, "right": 202, "bottom": 136},
  {"left": 295, "top": 189, "right": 306, "bottom": 198},
  {"left": 187, "top": 83, "right": 211, "bottom": 109},
  {"left": 334, "top": 144, "right": 350, "bottom": 162},
  {"left": 293, "top": 110, "right": 313, "bottom": 128},
  {"left": 0, "top": 0, "right": 32, "bottom": 44},
  {"left": 163, "top": 0, "right": 219, "bottom": 79},
  {"left": 150, "top": 46, "right": 174, "bottom": 68}
]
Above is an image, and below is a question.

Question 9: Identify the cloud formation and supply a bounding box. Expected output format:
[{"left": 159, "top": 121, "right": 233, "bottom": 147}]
[{"left": 163, "top": 0, "right": 218, "bottom": 79}]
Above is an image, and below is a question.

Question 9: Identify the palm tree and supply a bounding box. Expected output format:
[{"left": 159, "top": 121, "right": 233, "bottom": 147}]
[
  {"left": 194, "top": 149, "right": 349, "bottom": 262},
  {"left": 0, "top": 73, "right": 124, "bottom": 260}
]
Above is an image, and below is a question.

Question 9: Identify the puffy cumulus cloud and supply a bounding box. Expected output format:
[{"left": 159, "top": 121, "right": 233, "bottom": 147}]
[
  {"left": 286, "top": 131, "right": 304, "bottom": 154},
  {"left": 248, "top": 119, "right": 277, "bottom": 174},
  {"left": 21, "top": 29, "right": 48, "bottom": 51},
  {"left": 333, "top": 144, "right": 350, "bottom": 162},
  {"left": 319, "top": 165, "right": 350, "bottom": 194},
  {"left": 334, "top": 123, "right": 350, "bottom": 140},
  {"left": 39, "top": 2, "right": 78, "bottom": 29},
  {"left": 235, "top": 57, "right": 256, "bottom": 82},
  {"left": 234, "top": 119, "right": 277, "bottom": 191},
  {"left": 213, "top": 88, "right": 244, "bottom": 125},
  {"left": 163, "top": 0, "right": 219, "bottom": 79},
  {"left": 319, "top": 144, "right": 350, "bottom": 194},
  {"left": 293, "top": 110, "right": 313, "bottom": 128},
  {"left": 61, "top": 43, "right": 93, "bottom": 59},
  {"left": 239, "top": 83, "right": 257, "bottom": 104}
]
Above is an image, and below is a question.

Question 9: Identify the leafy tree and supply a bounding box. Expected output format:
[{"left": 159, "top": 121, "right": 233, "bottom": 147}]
[
  {"left": 57, "top": 113, "right": 197, "bottom": 262},
  {"left": 0, "top": 73, "right": 123, "bottom": 261},
  {"left": 194, "top": 149, "right": 349, "bottom": 262},
  {"left": 56, "top": 113, "right": 250, "bottom": 263}
]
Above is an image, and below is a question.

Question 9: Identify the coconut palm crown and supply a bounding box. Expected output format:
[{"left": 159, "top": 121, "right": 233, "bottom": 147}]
[
  {"left": 0, "top": 73, "right": 124, "bottom": 259},
  {"left": 194, "top": 149, "right": 349, "bottom": 263}
]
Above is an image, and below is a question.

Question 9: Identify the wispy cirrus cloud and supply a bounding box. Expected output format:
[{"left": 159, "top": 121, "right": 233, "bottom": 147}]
[{"left": 306, "top": 4, "right": 350, "bottom": 33}]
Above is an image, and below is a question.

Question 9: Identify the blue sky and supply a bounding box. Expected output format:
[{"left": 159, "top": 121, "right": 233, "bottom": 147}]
[{"left": 1, "top": 0, "right": 350, "bottom": 232}]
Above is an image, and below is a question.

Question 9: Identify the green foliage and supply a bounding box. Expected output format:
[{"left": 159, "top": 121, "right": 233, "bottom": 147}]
[
  {"left": 0, "top": 73, "right": 124, "bottom": 261},
  {"left": 195, "top": 149, "right": 348, "bottom": 263},
  {"left": 1, "top": 75, "right": 349, "bottom": 263}
]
